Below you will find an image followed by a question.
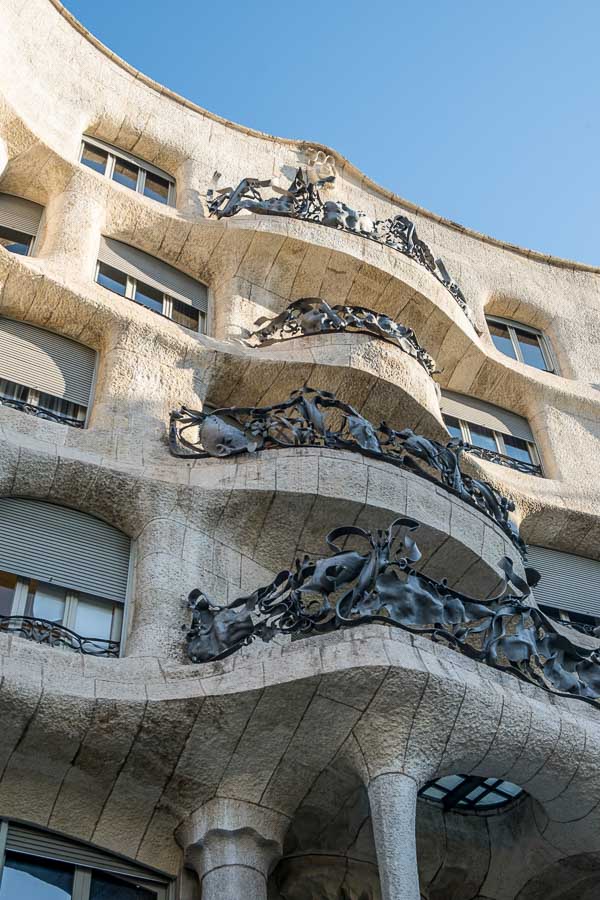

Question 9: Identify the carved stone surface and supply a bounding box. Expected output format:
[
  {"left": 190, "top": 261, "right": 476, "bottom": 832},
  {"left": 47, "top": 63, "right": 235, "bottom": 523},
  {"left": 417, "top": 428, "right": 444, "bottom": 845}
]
[
  {"left": 0, "top": 615, "right": 119, "bottom": 656},
  {"left": 207, "top": 169, "right": 473, "bottom": 322},
  {"left": 184, "top": 516, "right": 600, "bottom": 708},
  {"left": 170, "top": 387, "right": 525, "bottom": 554},
  {"left": 248, "top": 298, "right": 437, "bottom": 375}
]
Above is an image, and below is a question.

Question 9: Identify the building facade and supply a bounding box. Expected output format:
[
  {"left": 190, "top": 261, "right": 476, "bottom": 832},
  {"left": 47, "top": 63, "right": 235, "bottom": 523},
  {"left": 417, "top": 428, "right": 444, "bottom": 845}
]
[{"left": 0, "top": 2, "right": 600, "bottom": 898}]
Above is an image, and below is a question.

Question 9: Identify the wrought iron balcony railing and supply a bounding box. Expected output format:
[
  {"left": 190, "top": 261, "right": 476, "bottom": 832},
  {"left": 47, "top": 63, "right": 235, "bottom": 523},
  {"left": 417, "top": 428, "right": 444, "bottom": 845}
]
[
  {"left": 463, "top": 444, "right": 543, "bottom": 477},
  {"left": 247, "top": 298, "right": 438, "bottom": 376},
  {"left": 170, "top": 386, "right": 526, "bottom": 556},
  {"left": 0, "top": 616, "right": 119, "bottom": 656},
  {"left": 0, "top": 396, "right": 84, "bottom": 428}
]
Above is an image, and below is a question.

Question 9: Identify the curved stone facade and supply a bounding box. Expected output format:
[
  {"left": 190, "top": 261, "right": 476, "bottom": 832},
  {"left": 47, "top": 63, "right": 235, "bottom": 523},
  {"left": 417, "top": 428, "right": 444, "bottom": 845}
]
[{"left": 1, "top": 3, "right": 600, "bottom": 898}]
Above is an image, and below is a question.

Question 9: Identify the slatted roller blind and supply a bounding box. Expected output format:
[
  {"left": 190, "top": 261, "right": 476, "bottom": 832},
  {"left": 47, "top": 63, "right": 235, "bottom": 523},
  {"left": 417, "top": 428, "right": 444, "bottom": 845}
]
[
  {"left": 98, "top": 237, "right": 208, "bottom": 313},
  {"left": 528, "top": 545, "right": 600, "bottom": 617},
  {"left": 0, "top": 317, "right": 96, "bottom": 406},
  {"left": 0, "top": 499, "right": 130, "bottom": 603},
  {"left": 6, "top": 823, "right": 168, "bottom": 884},
  {"left": 0, "top": 193, "right": 44, "bottom": 236},
  {"left": 441, "top": 390, "right": 534, "bottom": 442}
]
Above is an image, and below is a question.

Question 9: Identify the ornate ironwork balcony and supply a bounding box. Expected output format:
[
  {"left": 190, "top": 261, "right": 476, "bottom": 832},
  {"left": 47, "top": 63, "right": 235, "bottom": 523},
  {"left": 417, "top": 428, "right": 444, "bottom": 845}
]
[
  {"left": 0, "top": 396, "right": 84, "bottom": 428},
  {"left": 207, "top": 168, "right": 473, "bottom": 323},
  {"left": 184, "top": 517, "right": 600, "bottom": 708},
  {"left": 463, "top": 444, "right": 543, "bottom": 477},
  {"left": 0, "top": 616, "right": 119, "bottom": 656},
  {"left": 170, "top": 387, "right": 525, "bottom": 556},
  {"left": 247, "top": 298, "right": 438, "bottom": 376}
]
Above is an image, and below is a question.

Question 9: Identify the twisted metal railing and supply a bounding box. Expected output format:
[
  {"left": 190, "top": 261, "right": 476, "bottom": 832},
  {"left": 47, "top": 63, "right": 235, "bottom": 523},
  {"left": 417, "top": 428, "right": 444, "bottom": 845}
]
[
  {"left": 0, "top": 616, "right": 119, "bottom": 656},
  {"left": 464, "top": 445, "right": 542, "bottom": 477},
  {"left": 207, "top": 168, "right": 473, "bottom": 323},
  {"left": 0, "top": 396, "right": 84, "bottom": 428},
  {"left": 170, "top": 387, "right": 525, "bottom": 556},
  {"left": 247, "top": 298, "right": 438, "bottom": 376},
  {"left": 184, "top": 517, "right": 600, "bottom": 708}
]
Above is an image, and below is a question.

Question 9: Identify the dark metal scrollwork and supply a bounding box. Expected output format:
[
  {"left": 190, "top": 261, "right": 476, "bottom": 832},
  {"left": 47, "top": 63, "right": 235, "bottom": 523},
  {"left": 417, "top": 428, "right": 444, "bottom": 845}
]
[
  {"left": 0, "top": 396, "right": 84, "bottom": 428},
  {"left": 184, "top": 518, "right": 600, "bottom": 708},
  {"left": 207, "top": 169, "right": 472, "bottom": 323},
  {"left": 169, "top": 387, "right": 525, "bottom": 555},
  {"left": 248, "top": 298, "right": 438, "bottom": 376},
  {"left": 463, "top": 444, "right": 542, "bottom": 477},
  {"left": 0, "top": 616, "right": 119, "bottom": 656}
]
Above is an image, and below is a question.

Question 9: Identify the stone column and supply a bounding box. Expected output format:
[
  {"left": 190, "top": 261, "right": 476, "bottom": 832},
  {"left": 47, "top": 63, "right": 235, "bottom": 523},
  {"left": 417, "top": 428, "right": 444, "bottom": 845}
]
[
  {"left": 177, "top": 799, "right": 290, "bottom": 900},
  {"left": 368, "top": 773, "right": 420, "bottom": 900}
]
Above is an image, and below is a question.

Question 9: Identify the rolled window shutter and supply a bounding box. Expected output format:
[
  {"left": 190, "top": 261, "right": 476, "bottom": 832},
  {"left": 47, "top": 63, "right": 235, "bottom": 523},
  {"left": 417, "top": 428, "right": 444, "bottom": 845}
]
[
  {"left": 0, "top": 499, "right": 130, "bottom": 603},
  {"left": 441, "top": 390, "right": 534, "bottom": 442},
  {"left": 6, "top": 823, "right": 168, "bottom": 885},
  {"left": 528, "top": 545, "right": 600, "bottom": 617},
  {"left": 98, "top": 237, "right": 208, "bottom": 313},
  {"left": 0, "top": 193, "right": 44, "bottom": 236},
  {"left": 83, "top": 135, "right": 174, "bottom": 183},
  {"left": 0, "top": 318, "right": 96, "bottom": 406}
]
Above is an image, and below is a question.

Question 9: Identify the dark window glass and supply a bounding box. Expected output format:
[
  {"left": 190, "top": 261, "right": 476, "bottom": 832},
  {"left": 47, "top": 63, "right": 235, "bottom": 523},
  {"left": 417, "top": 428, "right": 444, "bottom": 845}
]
[
  {"left": 112, "top": 158, "right": 139, "bottom": 191},
  {"left": 90, "top": 870, "right": 157, "bottom": 899},
  {"left": 143, "top": 172, "right": 170, "bottom": 204},
  {"left": 170, "top": 298, "right": 199, "bottom": 331},
  {"left": 488, "top": 320, "right": 517, "bottom": 360},
  {"left": 0, "top": 571, "right": 17, "bottom": 618},
  {"left": 97, "top": 263, "right": 127, "bottom": 296},
  {"left": 81, "top": 142, "right": 108, "bottom": 175},
  {"left": 502, "top": 434, "right": 534, "bottom": 465},
  {"left": 514, "top": 328, "right": 550, "bottom": 371},
  {"left": 0, "top": 225, "right": 32, "bottom": 256},
  {"left": 468, "top": 423, "right": 497, "bottom": 452},
  {"left": 37, "top": 392, "right": 86, "bottom": 424},
  {"left": 419, "top": 774, "right": 524, "bottom": 812},
  {"left": 134, "top": 281, "right": 163, "bottom": 315},
  {"left": 0, "top": 379, "right": 28, "bottom": 403},
  {"left": 0, "top": 853, "right": 74, "bottom": 899},
  {"left": 443, "top": 415, "right": 463, "bottom": 441}
]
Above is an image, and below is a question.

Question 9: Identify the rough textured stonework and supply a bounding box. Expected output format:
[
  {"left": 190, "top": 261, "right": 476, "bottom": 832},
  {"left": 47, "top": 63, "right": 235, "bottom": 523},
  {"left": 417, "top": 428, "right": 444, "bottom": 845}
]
[{"left": 1, "top": 2, "right": 600, "bottom": 898}]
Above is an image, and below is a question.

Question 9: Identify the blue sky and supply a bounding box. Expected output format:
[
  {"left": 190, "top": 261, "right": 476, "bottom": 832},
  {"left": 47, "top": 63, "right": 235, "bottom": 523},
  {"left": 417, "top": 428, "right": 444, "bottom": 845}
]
[{"left": 64, "top": 0, "right": 600, "bottom": 265}]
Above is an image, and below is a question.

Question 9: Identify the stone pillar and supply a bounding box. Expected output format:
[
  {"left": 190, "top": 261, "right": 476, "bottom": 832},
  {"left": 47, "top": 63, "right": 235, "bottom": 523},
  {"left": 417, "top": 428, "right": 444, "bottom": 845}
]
[
  {"left": 36, "top": 177, "right": 105, "bottom": 279},
  {"left": 177, "top": 799, "right": 289, "bottom": 900},
  {"left": 368, "top": 773, "right": 420, "bottom": 900}
]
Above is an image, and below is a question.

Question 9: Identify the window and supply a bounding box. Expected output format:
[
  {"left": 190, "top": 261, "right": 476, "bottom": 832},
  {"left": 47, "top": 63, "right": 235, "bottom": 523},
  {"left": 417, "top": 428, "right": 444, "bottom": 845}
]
[
  {"left": 486, "top": 316, "right": 556, "bottom": 373},
  {"left": 419, "top": 775, "right": 524, "bottom": 812},
  {"left": 96, "top": 238, "right": 208, "bottom": 333},
  {"left": 441, "top": 391, "right": 542, "bottom": 476},
  {"left": 0, "top": 318, "right": 96, "bottom": 428},
  {"left": 80, "top": 136, "right": 175, "bottom": 207},
  {"left": 0, "top": 194, "right": 44, "bottom": 256},
  {"left": 0, "top": 821, "right": 172, "bottom": 899},
  {"left": 527, "top": 545, "right": 600, "bottom": 635},
  {"left": 0, "top": 499, "right": 131, "bottom": 656}
]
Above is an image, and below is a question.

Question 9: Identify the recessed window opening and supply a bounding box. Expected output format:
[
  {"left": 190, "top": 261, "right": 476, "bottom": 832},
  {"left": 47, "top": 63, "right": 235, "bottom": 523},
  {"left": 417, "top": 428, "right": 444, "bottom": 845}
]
[
  {"left": 528, "top": 545, "right": 600, "bottom": 636},
  {"left": 0, "top": 225, "right": 32, "bottom": 256},
  {"left": 80, "top": 136, "right": 175, "bottom": 207},
  {"left": 486, "top": 316, "right": 556, "bottom": 373},
  {"left": 0, "top": 194, "right": 44, "bottom": 257},
  {"left": 419, "top": 775, "right": 524, "bottom": 812}
]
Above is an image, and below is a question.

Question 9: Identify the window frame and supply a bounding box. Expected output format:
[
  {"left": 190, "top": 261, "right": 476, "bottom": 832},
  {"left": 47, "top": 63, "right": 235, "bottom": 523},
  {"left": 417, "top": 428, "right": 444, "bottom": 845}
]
[
  {"left": 443, "top": 413, "right": 543, "bottom": 475},
  {"left": 0, "top": 820, "right": 173, "bottom": 899},
  {"left": 80, "top": 138, "right": 176, "bottom": 207},
  {"left": 486, "top": 315, "right": 557, "bottom": 374},
  {"left": 95, "top": 261, "right": 205, "bottom": 334},
  {"left": 0, "top": 225, "right": 34, "bottom": 257}
]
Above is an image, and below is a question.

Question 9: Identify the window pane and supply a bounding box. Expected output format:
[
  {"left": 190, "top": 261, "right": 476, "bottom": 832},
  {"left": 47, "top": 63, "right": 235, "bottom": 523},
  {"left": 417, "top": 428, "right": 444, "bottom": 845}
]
[
  {"left": 0, "top": 571, "right": 17, "bottom": 617},
  {"left": 514, "top": 328, "right": 550, "bottom": 371},
  {"left": 134, "top": 281, "right": 163, "bottom": 315},
  {"left": 74, "top": 595, "right": 114, "bottom": 640},
  {"left": 0, "top": 225, "right": 32, "bottom": 256},
  {"left": 90, "top": 870, "right": 158, "bottom": 899},
  {"left": 37, "top": 392, "right": 87, "bottom": 424},
  {"left": 25, "top": 581, "right": 66, "bottom": 623},
  {"left": 0, "top": 379, "right": 28, "bottom": 403},
  {"left": 0, "top": 853, "right": 74, "bottom": 899},
  {"left": 143, "top": 172, "right": 170, "bottom": 204},
  {"left": 112, "top": 158, "right": 139, "bottom": 191},
  {"left": 170, "top": 297, "right": 199, "bottom": 331},
  {"left": 443, "top": 415, "right": 463, "bottom": 441},
  {"left": 502, "top": 434, "right": 534, "bottom": 464},
  {"left": 468, "top": 423, "right": 498, "bottom": 452},
  {"left": 81, "top": 142, "right": 108, "bottom": 175},
  {"left": 97, "top": 263, "right": 127, "bottom": 296},
  {"left": 488, "top": 321, "right": 517, "bottom": 359}
]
